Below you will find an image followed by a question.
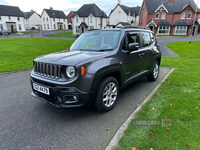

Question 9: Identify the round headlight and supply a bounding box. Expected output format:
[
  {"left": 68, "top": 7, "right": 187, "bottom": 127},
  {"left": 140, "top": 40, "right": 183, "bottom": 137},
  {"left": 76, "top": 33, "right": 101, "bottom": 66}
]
[{"left": 66, "top": 66, "right": 75, "bottom": 78}]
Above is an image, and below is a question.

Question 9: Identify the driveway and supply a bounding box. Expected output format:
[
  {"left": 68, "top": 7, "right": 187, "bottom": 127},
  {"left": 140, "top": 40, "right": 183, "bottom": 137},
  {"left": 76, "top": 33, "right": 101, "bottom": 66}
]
[{"left": 0, "top": 67, "right": 171, "bottom": 150}]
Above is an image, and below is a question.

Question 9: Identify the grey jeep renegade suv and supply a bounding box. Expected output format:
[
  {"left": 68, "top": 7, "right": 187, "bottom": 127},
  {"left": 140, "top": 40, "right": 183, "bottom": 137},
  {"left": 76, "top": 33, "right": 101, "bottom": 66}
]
[{"left": 30, "top": 26, "right": 161, "bottom": 112}]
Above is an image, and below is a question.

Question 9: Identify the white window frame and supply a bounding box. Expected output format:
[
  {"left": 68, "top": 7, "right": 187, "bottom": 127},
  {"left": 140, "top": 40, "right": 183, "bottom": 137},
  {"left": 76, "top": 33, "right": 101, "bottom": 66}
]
[
  {"left": 174, "top": 26, "right": 187, "bottom": 34},
  {"left": 46, "top": 18, "right": 48, "bottom": 22},
  {"left": 63, "top": 19, "right": 65, "bottom": 22},
  {"left": 44, "top": 24, "right": 46, "bottom": 29},
  {"left": 90, "top": 15, "right": 93, "bottom": 23},
  {"left": 64, "top": 24, "right": 66, "bottom": 29},
  {"left": 47, "top": 24, "right": 49, "bottom": 29},
  {"left": 9, "top": 16, "right": 11, "bottom": 20},
  {"left": 76, "top": 16, "right": 78, "bottom": 22},
  {"left": 89, "top": 26, "right": 94, "bottom": 29},
  {"left": 161, "top": 13, "right": 165, "bottom": 19},
  {"left": 187, "top": 13, "right": 191, "bottom": 19},
  {"left": 0, "top": 24, "right": 3, "bottom": 29},
  {"left": 181, "top": 13, "right": 185, "bottom": 19},
  {"left": 43, "top": 18, "right": 45, "bottom": 22},
  {"left": 75, "top": 26, "right": 79, "bottom": 33},
  {"left": 18, "top": 24, "right": 22, "bottom": 30},
  {"left": 155, "top": 13, "right": 159, "bottom": 19},
  {"left": 17, "top": 17, "right": 20, "bottom": 21},
  {"left": 83, "top": 17, "right": 85, "bottom": 21},
  {"left": 157, "top": 26, "right": 170, "bottom": 34},
  {"left": 54, "top": 24, "right": 56, "bottom": 29}
]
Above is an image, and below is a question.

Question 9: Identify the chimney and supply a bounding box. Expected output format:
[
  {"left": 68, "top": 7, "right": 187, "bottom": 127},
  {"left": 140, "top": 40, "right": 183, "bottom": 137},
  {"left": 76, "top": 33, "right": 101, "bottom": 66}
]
[
  {"left": 167, "top": 0, "right": 174, "bottom": 4},
  {"left": 50, "top": 7, "right": 53, "bottom": 10},
  {"left": 118, "top": 0, "right": 121, "bottom": 5},
  {"left": 31, "top": 9, "right": 34, "bottom": 13}
]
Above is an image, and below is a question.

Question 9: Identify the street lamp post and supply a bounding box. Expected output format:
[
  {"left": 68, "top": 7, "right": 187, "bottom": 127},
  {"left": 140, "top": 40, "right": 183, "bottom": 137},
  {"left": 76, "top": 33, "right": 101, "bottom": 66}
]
[{"left": 189, "top": 0, "right": 199, "bottom": 43}]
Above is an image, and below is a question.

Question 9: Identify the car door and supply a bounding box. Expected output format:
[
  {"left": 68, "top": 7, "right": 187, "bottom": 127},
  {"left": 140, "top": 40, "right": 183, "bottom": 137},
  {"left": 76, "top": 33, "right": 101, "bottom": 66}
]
[{"left": 121, "top": 32, "right": 146, "bottom": 84}]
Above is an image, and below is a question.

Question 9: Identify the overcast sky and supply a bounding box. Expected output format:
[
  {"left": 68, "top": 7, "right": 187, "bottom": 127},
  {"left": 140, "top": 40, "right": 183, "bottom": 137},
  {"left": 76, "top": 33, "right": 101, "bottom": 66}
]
[{"left": 0, "top": 0, "right": 200, "bottom": 16}]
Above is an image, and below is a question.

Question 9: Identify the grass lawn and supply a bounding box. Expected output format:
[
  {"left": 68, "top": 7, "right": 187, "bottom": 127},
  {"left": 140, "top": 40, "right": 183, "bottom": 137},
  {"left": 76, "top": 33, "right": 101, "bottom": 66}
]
[
  {"left": 0, "top": 38, "right": 74, "bottom": 73},
  {"left": 157, "top": 35, "right": 197, "bottom": 38},
  {"left": 114, "top": 41, "right": 200, "bottom": 150},
  {"left": 50, "top": 32, "right": 76, "bottom": 37}
]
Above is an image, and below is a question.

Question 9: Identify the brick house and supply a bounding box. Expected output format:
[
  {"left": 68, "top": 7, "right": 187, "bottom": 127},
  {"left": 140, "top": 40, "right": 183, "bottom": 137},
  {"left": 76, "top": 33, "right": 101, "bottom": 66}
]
[
  {"left": 67, "top": 11, "right": 75, "bottom": 29},
  {"left": 139, "top": 0, "right": 200, "bottom": 35}
]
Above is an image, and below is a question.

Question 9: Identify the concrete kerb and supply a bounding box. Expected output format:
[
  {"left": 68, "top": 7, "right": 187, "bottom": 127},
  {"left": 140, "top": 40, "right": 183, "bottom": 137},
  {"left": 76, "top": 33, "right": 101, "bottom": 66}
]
[
  {"left": 164, "top": 45, "right": 180, "bottom": 57},
  {"left": 105, "top": 67, "right": 175, "bottom": 150}
]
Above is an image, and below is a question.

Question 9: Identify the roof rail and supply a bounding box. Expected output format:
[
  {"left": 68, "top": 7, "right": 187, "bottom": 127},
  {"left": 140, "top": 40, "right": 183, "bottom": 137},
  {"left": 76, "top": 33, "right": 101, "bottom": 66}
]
[{"left": 121, "top": 25, "right": 150, "bottom": 30}]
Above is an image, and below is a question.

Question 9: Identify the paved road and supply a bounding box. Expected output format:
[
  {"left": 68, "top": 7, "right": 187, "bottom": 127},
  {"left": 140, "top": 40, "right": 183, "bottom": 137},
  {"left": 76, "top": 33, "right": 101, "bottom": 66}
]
[
  {"left": 157, "top": 36, "right": 200, "bottom": 57},
  {"left": 0, "top": 67, "right": 171, "bottom": 150}
]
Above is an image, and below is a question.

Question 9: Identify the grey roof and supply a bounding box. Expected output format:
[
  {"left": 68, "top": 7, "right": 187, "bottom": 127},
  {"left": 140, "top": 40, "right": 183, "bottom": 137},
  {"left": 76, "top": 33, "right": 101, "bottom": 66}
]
[
  {"left": 173, "top": 20, "right": 188, "bottom": 26},
  {"left": 0, "top": 4, "right": 24, "bottom": 17},
  {"left": 144, "top": 0, "right": 200, "bottom": 14},
  {"left": 24, "top": 12, "right": 33, "bottom": 19},
  {"left": 72, "top": 4, "right": 108, "bottom": 18},
  {"left": 44, "top": 9, "right": 67, "bottom": 19},
  {"left": 157, "top": 19, "right": 171, "bottom": 26},
  {"left": 120, "top": 5, "right": 141, "bottom": 16},
  {"left": 188, "top": 20, "right": 199, "bottom": 25},
  {"left": 78, "top": 22, "right": 88, "bottom": 28},
  {"left": 116, "top": 22, "right": 130, "bottom": 26}
]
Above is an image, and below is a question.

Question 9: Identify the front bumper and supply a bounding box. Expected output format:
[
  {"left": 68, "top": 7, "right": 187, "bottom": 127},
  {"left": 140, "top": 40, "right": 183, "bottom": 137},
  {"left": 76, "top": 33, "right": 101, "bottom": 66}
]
[{"left": 30, "top": 77, "right": 95, "bottom": 108}]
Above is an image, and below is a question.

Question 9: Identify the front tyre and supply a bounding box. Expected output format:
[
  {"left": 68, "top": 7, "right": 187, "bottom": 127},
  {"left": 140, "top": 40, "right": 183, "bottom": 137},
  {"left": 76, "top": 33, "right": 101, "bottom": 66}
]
[
  {"left": 147, "top": 60, "right": 159, "bottom": 81},
  {"left": 94, "top": 77, "right": 119, "bottom": 112}
]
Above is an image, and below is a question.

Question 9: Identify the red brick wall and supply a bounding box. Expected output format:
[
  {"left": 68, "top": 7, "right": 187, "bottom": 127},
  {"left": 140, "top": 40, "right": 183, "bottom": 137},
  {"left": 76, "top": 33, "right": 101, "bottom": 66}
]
[
  {"left": 139, "top": 2, "right": 148, "bottom": 27},
  {"left": 67, "top": 12, "right": 74, "bottom": 24}
]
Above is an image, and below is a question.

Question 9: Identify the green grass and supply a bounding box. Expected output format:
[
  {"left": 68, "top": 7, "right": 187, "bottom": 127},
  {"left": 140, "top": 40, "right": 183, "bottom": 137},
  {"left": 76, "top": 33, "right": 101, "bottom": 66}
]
[
  {"left": 18, "top": 31, "right": 34, "bottom": 34},
  {"left": 114, "top": 41, "right": 200, "bottom": 150},
  {"left": 157, "top": 35, "right": 197, "bottom": 38},
  {"left": 0, "top": 38, "right": 74, "bottom": 73},
  {"left": 50, "top": 32, "right": 76, "bottom": 37}
]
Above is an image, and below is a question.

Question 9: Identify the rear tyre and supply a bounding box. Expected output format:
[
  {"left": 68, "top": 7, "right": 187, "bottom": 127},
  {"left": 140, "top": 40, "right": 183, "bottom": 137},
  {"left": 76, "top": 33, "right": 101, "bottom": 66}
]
[
  {"left": 147, "top": 60, "right": 159, "bottom": 81},
  {"left": 94, "top": 77, "right": 119, "bottom": 112}
]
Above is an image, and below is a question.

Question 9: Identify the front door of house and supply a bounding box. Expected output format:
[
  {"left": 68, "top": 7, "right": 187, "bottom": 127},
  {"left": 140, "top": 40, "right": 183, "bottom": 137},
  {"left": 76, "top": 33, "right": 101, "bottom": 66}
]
[
  {"left": 11, "top": 25, "right": 14, "bottom": 32},
  {"left": 82, "top": 27, "right": 84, "bottom": 33},
  {"left": 150, "top": 26, "right": 153, "bottom": 31}
]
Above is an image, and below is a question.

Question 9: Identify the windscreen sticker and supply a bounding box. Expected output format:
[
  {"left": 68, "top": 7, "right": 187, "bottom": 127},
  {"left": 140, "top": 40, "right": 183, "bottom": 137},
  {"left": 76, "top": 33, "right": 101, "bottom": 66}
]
[
  {"left": 113, "top": 34, "right": 118, "bottom": 38},
  {"left": 107, "top": 46, "right": 112, "bottom": 49}
]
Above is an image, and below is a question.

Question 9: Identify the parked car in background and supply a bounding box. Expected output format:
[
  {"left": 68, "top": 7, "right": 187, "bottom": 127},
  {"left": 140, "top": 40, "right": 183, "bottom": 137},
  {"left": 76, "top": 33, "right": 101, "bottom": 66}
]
[{"left": 0, "top": 30, "right": 11, "bottom": 35}]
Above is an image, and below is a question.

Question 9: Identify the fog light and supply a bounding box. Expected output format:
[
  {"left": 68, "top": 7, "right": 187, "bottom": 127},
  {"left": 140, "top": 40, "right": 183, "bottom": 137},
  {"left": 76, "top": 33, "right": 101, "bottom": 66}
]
[
  {"left": 73, "top": 96, "right": 78, "bottom": 100},
  {"left": 57, "top": 96, "right": 62, "bottom": 103}
]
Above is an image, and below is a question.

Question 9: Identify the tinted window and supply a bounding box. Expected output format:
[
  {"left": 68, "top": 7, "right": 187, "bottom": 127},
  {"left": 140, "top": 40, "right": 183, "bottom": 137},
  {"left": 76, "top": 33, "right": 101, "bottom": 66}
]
[
  {"left": 141, "top": 32, "right": 151, "bottom": 47},
  {"left": 122, "top": 33, "right": 140, "bottom": 50}
]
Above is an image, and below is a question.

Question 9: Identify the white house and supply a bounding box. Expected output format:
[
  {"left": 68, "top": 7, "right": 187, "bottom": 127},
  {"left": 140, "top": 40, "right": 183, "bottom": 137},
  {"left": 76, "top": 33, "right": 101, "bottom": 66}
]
[
  {"left": 71, "top": 4, "right": 108, "bottom": 35},
  {"left": 24, "top": 10, "right": 41, "bottom": 30},
  {"left": 0, "top": 4, "right": 25, "bottom": 32},
  {"left": 41, "top": 7, "right": 68, "bottom": 30},
  {"left": 109, "top": 0, "right": 141, "bottom": 27}
]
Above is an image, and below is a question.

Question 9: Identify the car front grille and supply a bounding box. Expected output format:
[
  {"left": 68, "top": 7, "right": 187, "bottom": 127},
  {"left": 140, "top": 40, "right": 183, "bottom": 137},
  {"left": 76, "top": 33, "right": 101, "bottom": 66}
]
[{"left": 34, "top": 62, "right": 61, "bottom": 79}]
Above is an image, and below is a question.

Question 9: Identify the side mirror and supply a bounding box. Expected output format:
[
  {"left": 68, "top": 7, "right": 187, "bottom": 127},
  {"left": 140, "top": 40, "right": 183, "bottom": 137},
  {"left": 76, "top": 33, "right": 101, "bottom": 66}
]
[{"left": 129, "top": 43, "right": 139, "bottom": 52}]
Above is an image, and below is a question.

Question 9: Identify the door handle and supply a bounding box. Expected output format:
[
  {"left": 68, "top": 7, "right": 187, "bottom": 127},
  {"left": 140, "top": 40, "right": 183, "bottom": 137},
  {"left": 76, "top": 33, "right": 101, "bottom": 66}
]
[{"left": 139, "top": 53, "right": 144, "bottom": 58}]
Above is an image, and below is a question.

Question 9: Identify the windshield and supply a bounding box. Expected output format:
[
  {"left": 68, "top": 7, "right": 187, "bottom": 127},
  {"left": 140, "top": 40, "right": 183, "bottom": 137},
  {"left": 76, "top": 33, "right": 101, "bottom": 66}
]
[{"left": 70, "top": 30, "right": 120, "bottom": 51}]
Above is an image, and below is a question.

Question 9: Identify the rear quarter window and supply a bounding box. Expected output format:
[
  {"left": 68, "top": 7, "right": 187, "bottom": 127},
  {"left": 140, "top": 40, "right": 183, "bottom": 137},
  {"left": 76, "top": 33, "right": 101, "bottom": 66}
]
[{"left": 141, "top": 32, "right": 151, "bottom": 47}]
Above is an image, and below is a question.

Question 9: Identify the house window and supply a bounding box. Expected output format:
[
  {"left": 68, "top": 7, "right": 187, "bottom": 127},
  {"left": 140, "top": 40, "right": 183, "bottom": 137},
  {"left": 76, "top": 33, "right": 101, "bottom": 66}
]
[
  {"left": 0, "top": 24, "right": 3, "bottom": 29},
  {"left": 43, "top": 18, "right": 45, "bottom": 21},
  {"left": 0, "top": 16, "right": 1, "bottom": 20},
  {"left": 181, "top": 13, "right": 185, "bottom": 19},
  {"left": 83, "top": 17, "right": 85, "bottom": 21},
  {"left": 59, "top": 18, "right": 60, "bottom": 21},
  {"left": 44, "top": 24, "right": 46, "bottom": 29},
  {"left": 161, "top": 13, "right": 165, "bottom": 19},
  {"left": 90, "top": 16, "right": 93, "bottom": 23},
  {"left": 53, "top": 18, "right": 55, "bottom": 21},
  {"left": 9, "top": 16, "right": 11, "bottom": 20},
  {"left": 174, "top": 26, "right": 187, "bottom": 34},
  {"left": 64, "top": 19, "right": 65, "bottom": 22},
  {"left": 54, "top": 24, "right": 56, "bottom": 29},
  {"left": 18, "top": 24, "right": 22, "bottom": 30},
  {"left": 75, "top": 26, "right": 79, "bottom": 33},
  {"left": 76, "top": 16, "right": 78, "bottom": 22},
  {"left": 187, "top": 13, "right": 191, "bottom": 19},
  {"left": 155, "top": 13, "right": 159, "bottom": 19},
  {"left": 89, "top": 26, "right": 94, "bottom": 29},
  {"left": 47, "top": 24, "right": 49, "bottom": 29},
  {"left": 158, "top": 26, "right": 170, "bottom": 34},
  {"left": 64, "top": 25, "right": 66, "bottom": 29},
  {"left": 17, "top": 17, "right": 20, "bottom": 21}
]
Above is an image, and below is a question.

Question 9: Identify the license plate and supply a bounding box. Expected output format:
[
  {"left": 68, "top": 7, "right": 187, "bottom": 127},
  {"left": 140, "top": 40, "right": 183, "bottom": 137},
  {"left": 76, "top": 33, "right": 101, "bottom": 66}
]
[{"left": 33, "top": 83, "right": 50, "bottom": 95}]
